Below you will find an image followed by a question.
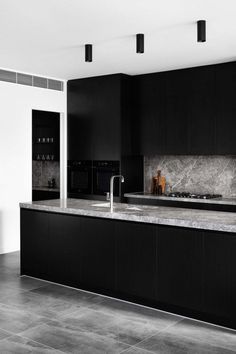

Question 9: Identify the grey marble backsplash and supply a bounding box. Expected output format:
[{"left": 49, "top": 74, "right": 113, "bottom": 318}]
[
  {"left": 144, "top": 156, "right": 236, "bottom": 197},
  {"left": 32, "top": 161, "right": 60, "bottom": 188}
]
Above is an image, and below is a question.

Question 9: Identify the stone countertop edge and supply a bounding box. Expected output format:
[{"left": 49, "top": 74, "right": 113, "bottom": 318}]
[
  {"left": 20, "top": 199, "right": 236, "bottom": 234},
  {"left": 124, "top": 192, "right": 236, "bottom": 206}
]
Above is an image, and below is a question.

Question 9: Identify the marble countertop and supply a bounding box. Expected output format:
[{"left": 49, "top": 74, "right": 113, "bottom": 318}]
[
  {"left": 124, "top": 192, "right": 236, "bottom": 206},
  {"left": 20, "top": 198, "right": 236, "bottom": 233},
  {"left": 33, "top": 186, "right": 60, "bottom": 192}
]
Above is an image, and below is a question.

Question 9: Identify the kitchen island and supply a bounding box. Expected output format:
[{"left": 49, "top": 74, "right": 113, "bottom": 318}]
[{"left": 20, "top": 199, "right": 236, "bottom": 329}]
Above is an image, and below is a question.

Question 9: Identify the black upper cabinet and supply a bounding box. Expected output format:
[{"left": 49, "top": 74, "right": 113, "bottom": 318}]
[
  {"left": 215, "top": 62, "right": 236, "bottom": 154},
  {"left": 164, "top": 70, "right": 189, "bottom": 154},
  {"left": 137, "top": 62, "right": 236, "bottom": 155},
  {"left": 136, "top": 73, "right": 166, "bottom": 155},
  {"left": 187, "top": 66, "right": 216, "bottom": 154},
  {"left": 68, "top": 61, "right": 236, "bottom": 157},
  {"left": 67, "top": 74, "right": 134, "bottom": 161}
]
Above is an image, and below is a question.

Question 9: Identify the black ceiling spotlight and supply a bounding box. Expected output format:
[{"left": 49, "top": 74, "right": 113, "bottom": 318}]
[
  {"left": 136, "top": 33, "right": 144, "bottom": 53},
  {"left": 85, "top": 44, "right": 92, "bottom": 62},
  {"left": 197, "top": 20, "right": 206, "bottom": 42}
]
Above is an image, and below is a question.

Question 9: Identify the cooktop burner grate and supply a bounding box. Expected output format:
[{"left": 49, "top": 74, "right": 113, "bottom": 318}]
[{"left": 165, "top": 192, "right": 222, "bottom": 199}]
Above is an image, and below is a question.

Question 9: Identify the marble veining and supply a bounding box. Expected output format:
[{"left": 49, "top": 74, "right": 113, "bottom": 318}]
[
  {"left": 144, "top": 155, "right": 236, "bottom": 197},
  {"left": 20, "top": 198, "right": 236, "bottom": 233},
  {"left": 32, "top": 161, "right": 60, "bottom": 189}
]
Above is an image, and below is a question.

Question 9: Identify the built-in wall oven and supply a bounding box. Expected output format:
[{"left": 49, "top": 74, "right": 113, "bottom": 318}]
[
  {"left": 67, "top": 160, "right": 120, "bottom": 199},
  {"left": 67, "top": 160, "right": 92, "bottom": 197},
  {"left": 93, "top": 161, "right": 120, "bottom": 197}
]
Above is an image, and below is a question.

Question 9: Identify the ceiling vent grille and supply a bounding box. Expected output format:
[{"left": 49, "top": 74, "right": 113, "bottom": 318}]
[{"left": 0, "top": 69, "right": 63, "bottom": 91}]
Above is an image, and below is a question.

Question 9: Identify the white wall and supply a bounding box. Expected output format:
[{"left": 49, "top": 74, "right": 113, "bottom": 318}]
[{"left": 0, "top": 81, "right": 66, "bottom": 254}]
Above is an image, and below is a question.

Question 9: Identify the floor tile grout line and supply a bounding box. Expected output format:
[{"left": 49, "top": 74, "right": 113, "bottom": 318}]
[
  {"left": 161, "top": 327, "right": 236, "bottom": 353},
  {"left": 0, "top": 299, "right": 55, "bottom": 321},
  {"left": 120, "top": 346, "right": 154, "bottom": 354},
  {"left": 119, "top": 318, "right": 185, "bottom": 354},
  {"left": 0, "top": 328, "right": 17, "bottom": 341},
  {"left": 19, "top": 335, "right": 66, "bottom": 353},
  {"left": 23, "top": 275, "right": 186, "bottom": 319},
  {"left": 7, "top": 333, "right": 66, "bottom": 354},
  {"left": 0, "top": 288, "right": 85, "bottom": 321},
  {"left": 2, "top": 256, "right": 236, "bottom": 354},
  {"left": 0, "top": 314, "right": 55, "bottom": 339},
  {"left": 18, "top": 320, "right": 135, "bottom": 353},
  {"left": 24, "top": 275, "right": 236, "bottom": 335},
  {"left": 70, "top": 303, "right": 184, "bottom": 329}
]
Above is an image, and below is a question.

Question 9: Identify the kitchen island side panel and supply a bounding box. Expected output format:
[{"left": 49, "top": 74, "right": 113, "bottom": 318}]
[{"left": 21, "top": 207, "right": 236, "bottom": 330}]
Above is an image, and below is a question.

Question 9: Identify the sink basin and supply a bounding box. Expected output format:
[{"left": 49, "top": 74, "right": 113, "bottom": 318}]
[
  {"left": 91, "top": 203, "right": 142, "bottom": 212},
  {"left": 125, "top": 206, "right": 142, "bottom": 211},
  {"left": 91, "top": 203, "right": 110, "bottom": 208}
]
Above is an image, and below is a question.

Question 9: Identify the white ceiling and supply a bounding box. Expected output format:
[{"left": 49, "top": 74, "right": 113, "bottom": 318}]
[{"left": 1, "top": 0, "right": 236, "bottom": 80}]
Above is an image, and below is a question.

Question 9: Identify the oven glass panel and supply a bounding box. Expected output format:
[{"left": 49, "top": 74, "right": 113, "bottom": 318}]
[{"left": 71, "top": 171, "right": 89, "bottom": 190}]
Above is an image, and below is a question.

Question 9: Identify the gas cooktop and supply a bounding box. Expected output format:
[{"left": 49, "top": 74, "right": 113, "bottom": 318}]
[{"left": 165, "top": 192, "right": 222, "bottom": 200}]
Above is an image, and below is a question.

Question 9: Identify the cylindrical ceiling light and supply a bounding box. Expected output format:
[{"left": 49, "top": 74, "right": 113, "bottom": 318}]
[
  {"left": 136, "top": 33, "right": 144, "bottom": 53},
  {"left": 85, "top": 44, "right": 92, "bottom": 62},
  {"left": 197, "top": 20, "right": 206, "bottom": 42}
]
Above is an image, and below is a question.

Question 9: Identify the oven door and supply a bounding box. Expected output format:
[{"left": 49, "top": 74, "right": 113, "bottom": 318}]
[
  {"left": 68, "top": 161, "right": 92, "bottom": 195},
  {"left": 93, "top": 161, "right": 120, "bottom": 196}
]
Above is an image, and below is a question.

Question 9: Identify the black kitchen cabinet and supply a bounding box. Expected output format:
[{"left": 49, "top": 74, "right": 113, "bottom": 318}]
[
  {"left": 47, "top": 213, "right": 83, "bottom": 286},
  {"left": 21, "top": 210, "right": 82, "bottom": 286},
  {"left": 157, "top": 225, "right": 203, "bottom": 311},
  {"left": 68, "top": 61, "right": 236, "bottom": 157},
  {"left": 164, "top": 70, "right": 189, "bottom": 154},
  {"left": 67, "top": 73, "right": 143, "bottom": 199},
  {"left": 187, "top": 65, "right": 216, "bottom": 154},
  {"left": 21, "top": 209, "right": 51, "bottom": 279},
  {"left": 203, "top": 231, "right": 236, "bottom": 323},
  {"left": 215, "top": 62, "right": 236, "bottom": 154},
  {"left": 136, "top": 61, "right": 236, "bottom": 155},
  {"left": 136, "top": 72, "right": 166, "bottom": 155},
  {"left": 67, "top": 74, "right": 133, "bottom": 161},
  {"left": 116, "top": 221, "right": 156, "bottom": 301},
  {"left": 79, "top": 217, "right": 116, "bottom": 293},
  {"left": 21, "top": 209, "right": 236, "bottom": 329},
  {"left": 21, "top": 210, "right": 116, "bottom": 293}
]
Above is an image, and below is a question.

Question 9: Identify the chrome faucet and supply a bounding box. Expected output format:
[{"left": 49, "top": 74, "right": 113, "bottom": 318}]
[{"left": 107, "top": 175, "right": 124, "bottom": 213}]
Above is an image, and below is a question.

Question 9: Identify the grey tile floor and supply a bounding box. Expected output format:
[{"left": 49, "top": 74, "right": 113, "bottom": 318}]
[{"left": 0, "top": 252, "right": 236, "bottom": 353}]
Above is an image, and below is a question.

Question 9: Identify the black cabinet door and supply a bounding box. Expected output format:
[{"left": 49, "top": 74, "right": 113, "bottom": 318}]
[
  {"left": 79, "top": 216, "right": 116, "bottom": 293},
  {"left": 157, "top": 225, "right": 203, "bottom": 311},
  {"left": 137, "top": 73, "right": 166, "bottom": 155},
  {"left": 203, "top": 231, "right": 236, "bottom": 322},
  {"left": 215, "top": 62, "right": 236, "bottom": 154},
  {"left": 187, "top": 66, "right": 216, "bottom": 154},
  {"left": 163, "top": 70, "right": 189, "bottom": 154},
  {"left": 47, "top": 213, "right": 83, "bottom": 287},
  {"left": 67, "top": 74, "right": 121, "bottom": 160},
  {"left": 116, "top": 220, "right": 157, "bottom": 300},
  {"left": 91, "top": 75, "right": 121, "bottom": 160},
  {"left": 21, "top": 209, "right": 51, "bottom": 278}
]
